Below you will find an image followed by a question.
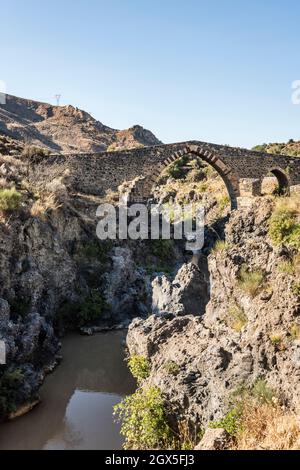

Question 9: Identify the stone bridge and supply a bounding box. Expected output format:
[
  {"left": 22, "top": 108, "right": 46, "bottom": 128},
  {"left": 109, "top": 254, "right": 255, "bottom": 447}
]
[{"left": 28, "top": 141, "right": 300, "bottom": 209}]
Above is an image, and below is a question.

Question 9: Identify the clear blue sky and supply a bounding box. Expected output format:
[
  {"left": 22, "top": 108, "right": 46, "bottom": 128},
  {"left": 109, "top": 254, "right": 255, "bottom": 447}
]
[{"left": 1, "top": 0, "right": 300, "bottom": 148}]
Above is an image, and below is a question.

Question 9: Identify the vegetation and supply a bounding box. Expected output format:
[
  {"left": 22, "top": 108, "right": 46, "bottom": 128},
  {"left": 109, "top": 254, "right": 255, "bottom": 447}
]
[
  {"left": 58, "top": 290, "right": 106, "bottom": 329},
  {"left": 127, "top": 355, "right": 150, "bottom": 383},
  {"left": 211, "top": 239, "right": 228, "bottom": 254},
  {"left": 269, "top": 196, "right": 300, "bottom": 250},
  {"left": 77, "top": 240, "right": 113, "bottom": 263},
  {"left": 252, "top": 140, "right": 300, "bottom": 157},
  {"left": 292, "top": 282, "right": 300, "bottom": 297},
  {"left": 22, "top": 144, "right": 50, "bottom": 159},
  {"left": 209, "top": 379, "right": 279, "bottom": 447},
  {"left": 226, "top": 304, "right": 247, "bottom": 332},
  {"left": 164, "top": 360, "right": 180, "bottom": 376},
  {"left": 209, "top": 409, "right": 242, "bottom": 437},
  {"left": 151, "top": 239, "right": 174, "bottom": 261},
  {"left": 0, "top": 187, "right": 21, "bottom": 212},
  {"left": 114, "top": 386, "right": 175, "bottom": 450},
  {"left": 289, "top": 323, "right": 300, "bottom": 341},
  {"left": 237, "top": 264, "right": 264, "bottom": 297},
  {"left": 0, "top": 369, "right": 25, "bottom": 416}
]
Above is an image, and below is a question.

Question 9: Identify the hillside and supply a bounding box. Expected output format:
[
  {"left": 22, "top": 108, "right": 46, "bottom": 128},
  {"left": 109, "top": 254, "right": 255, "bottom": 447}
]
[
  {"left": 252, "top": 139, "right": 300, "bottom": 157},
  {"left": 0, "top": 94, "right": 161, "bottom": 154}
]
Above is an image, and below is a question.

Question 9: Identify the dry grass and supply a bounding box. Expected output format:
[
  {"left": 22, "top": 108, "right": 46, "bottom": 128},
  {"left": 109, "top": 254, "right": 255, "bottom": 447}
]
[
  {"left": 234, "top": 403, "right": 300, "bottom": 450},
  {"left": 30, "top": 193, "right": 61, "bottom": 218}
]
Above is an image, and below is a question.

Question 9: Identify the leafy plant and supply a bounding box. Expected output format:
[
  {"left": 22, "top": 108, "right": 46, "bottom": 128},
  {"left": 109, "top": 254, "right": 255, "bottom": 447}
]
[
  {"left": 58, "top": 290, "right": 106, "bottom": 329},
  {"left": 269, "top": 198, "right": 300, "bottom": 250},
  {"left": 114, "top": 386, "right": 175, "bottom": 450},
  {"left": 0, "top": 187, "right": 21, "bottom": 212},
  {"left": 151, "top": 239, "right": 174, "bottom": 261},
  {"left": 128, "top": 355, "right": 150, "bottom": 383},
  {"left": 0, "top": 368, "right": 25, "bottom": 416},
  {"left": 209, "top": 409, "right": 242, "bottom": 437}
]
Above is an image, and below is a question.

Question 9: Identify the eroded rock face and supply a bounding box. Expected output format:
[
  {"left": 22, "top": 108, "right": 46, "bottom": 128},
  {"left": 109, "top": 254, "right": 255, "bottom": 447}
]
[
  {"left": 103, "top": 247, "right": 151, "bottom": 321},
  {"left": 152, "top": 262, "right": 209, "bottom": 316},
  {"left": 127, "top": 199, "right": 300, "bottom": 429}
]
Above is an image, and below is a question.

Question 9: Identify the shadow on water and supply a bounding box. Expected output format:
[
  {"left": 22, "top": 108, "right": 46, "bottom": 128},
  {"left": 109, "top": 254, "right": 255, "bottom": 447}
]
[{"left": 0, "top": 331, "right": 135, "bottom": 450}]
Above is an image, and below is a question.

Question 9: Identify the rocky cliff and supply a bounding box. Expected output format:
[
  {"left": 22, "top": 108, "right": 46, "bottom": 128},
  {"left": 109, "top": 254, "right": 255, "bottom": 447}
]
[
  {"left": 126, "top": 197, "right": 300, "bottom": 448},
  {"left": 0, "top": 94, "right": 161, "bottom": 154}
]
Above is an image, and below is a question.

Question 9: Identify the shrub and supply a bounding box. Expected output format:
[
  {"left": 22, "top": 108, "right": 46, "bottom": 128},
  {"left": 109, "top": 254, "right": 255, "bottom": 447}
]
[
  {"left": 234, "top": 402, "right": 300, "bottom": 450},
  {"left": 0, "top": 187, "right": 21, "bottom": 211},
  {"left": 0, "top": 368, "right": 25, "bottom": 416},
  {"left": 290, "top": 323, "right": 300, "bottom": 340},
  {"left": 269, "top": 198, "right": 300, "bottom": 250},
  {"left": 151, "top": 239, "right": 174, "bottom": 261},
  {"left": 128, "top": 355, "right": 150, "bottom": 383},
  {"left": 277, "top": 259, "right": 295, "bottom": 274},
  {"left": 237, "top": 265, "right": 264, "bottom": 297},
  {"left": 292, "top": 282, "right": 300, "bottom": 297},
  {"left": 209, "top": 409, "right": 242, "bottom": 437},
  {"left": 218, "top": 194, "right": 231, "bottom": 210},
  {"left": 164, "top": 360, "right": 180, "bottom": 376},
  {"left": 226, "top": 304, "right": 247, "bottom": 332},
  {"left": 269, "top": 332, "right": 283, "bottom": 345},
  {"left": 77, "top": 240, "right": 112, "bottom": 263},
  {"left": 58, "top": 290, "right": 105, "bottom": 329},
  {"left": 212, "top": 239, "right": 228, "bottom": 254},
  {"left": 114, "top": 386, "right": 175, "bottom": 450},
  {"left": 22, "top": 145, "right": 50, "bottom": 159}
]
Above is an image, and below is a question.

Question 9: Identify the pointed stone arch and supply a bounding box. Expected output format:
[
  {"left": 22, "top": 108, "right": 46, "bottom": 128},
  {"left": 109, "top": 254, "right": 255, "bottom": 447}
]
[{"left": 126, "top": 144, "right": 240, "bottom": 209}]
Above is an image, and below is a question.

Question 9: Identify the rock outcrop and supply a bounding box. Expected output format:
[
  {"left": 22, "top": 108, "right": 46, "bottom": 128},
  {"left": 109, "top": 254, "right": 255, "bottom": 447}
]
[{"left": 127, "top": 198, "right": 300, "bottom": 430}]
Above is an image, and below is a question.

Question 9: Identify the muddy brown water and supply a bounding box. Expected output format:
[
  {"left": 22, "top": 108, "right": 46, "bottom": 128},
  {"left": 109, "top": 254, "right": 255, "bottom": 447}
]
[{"left": 0, "top": 331, "right": 135, "bottom": 450}]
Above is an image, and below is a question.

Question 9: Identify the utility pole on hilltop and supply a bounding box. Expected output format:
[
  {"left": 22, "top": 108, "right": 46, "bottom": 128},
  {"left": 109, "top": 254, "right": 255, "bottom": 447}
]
[{"left": 54, "top": 94, "right": 61, "bottom": 106}]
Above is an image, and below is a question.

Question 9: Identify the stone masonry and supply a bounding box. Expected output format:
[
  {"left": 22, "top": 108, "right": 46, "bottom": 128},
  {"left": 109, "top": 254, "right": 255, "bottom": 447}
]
[{"left": 28, "top": 141, "right": 300, "bottom": 209}]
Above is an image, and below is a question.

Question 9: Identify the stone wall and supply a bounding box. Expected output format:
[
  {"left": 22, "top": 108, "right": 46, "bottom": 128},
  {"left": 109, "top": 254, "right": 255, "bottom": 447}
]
[{"left": 28, "top": 141, "right": 300, "bottom": 206}]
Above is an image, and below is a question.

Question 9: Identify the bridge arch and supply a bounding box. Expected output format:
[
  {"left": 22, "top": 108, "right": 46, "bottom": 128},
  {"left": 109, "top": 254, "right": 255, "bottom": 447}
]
[
  {"left": 269, "top": 167, "right": 290, "bottom": 195},
  {"left": 126, "top": 144, "right": 240, "bottom": 209}
]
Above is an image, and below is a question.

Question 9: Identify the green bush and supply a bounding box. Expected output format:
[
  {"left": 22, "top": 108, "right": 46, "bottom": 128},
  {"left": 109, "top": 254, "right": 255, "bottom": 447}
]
[
  {"left": 0, "top": 187, "right": 21, "bottom": 211},
  {"left": 58, "top": 290, "right": 105, "bottom": 329},
  {"left": 212, "top": 239, "right": 228, "bottom": 254},
  {"left": 269, "top": 200, "right": 300, "bottom": 250},
  {"left": 128, "top": 355, "right": 150, "bottom": 383},
  {"left": 209, "top": 409, "right": 242, "bottom": 437},
  {"left": 114, "top": 386, "right": 175, "bottom": 450},
  {"left": 77, "top": 240, "right": 112, "bottom": 263},
  {"left": 164, "top": 360, "right": 180, "bottom": 376},
  {"left": 151, "top": 239, "right": 174, "bottom": 261},
  {"left": 0, "top": 368, "right": 25, "bottom": 416},
  {"left": 237, "top": 264, "right": 264, "bottom": 297}
]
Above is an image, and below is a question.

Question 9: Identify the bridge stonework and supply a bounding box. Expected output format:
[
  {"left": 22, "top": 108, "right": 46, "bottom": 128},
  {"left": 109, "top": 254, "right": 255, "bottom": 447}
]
[{"left": 28, "top": 141, "right": 300, "bottom": 209}]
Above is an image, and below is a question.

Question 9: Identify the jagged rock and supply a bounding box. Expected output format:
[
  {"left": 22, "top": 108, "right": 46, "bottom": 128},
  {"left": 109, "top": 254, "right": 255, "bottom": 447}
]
[
  {"left": 152, "top": 262, "right": 209, "bottom": 316},
  {"left": 127, "top": 199, "right": 300, "bottom": 430},
  {"left": 103, "top": 247, "right": 151, "bottom": 321},
  {"left": 195, "top": 428, "right": 229, "bottom": 450}
]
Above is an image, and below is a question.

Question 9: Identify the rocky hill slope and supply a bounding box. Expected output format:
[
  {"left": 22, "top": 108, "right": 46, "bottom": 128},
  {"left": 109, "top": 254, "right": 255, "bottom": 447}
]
[
  {"left": 0, "top": 94, "right": 161, "bottom": 154},
  {"left": 253, "top": 139, "right": 300, "bottom": 157}
]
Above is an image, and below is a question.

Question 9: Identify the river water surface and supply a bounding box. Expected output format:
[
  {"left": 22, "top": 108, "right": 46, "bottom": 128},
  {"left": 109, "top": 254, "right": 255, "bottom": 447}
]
[{"left": 0, "top": 331, "right": 135, "bottom": 450}]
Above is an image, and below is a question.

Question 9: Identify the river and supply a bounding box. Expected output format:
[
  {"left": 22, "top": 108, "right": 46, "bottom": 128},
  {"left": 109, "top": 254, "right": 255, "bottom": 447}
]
[{"left": 0, "top": 331, "right": 135, "bottom": 450}]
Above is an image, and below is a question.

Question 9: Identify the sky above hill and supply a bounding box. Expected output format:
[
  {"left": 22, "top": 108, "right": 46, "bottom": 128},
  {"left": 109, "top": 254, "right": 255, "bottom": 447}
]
[{"left": 1, "top": 0, "right": 300, "bottom": 148}]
